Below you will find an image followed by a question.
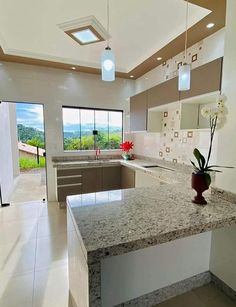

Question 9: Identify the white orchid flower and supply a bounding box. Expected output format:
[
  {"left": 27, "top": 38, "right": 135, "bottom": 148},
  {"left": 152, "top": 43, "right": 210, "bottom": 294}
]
[{"left": 201, "top": 106, "right": 211, "bottom": 118}]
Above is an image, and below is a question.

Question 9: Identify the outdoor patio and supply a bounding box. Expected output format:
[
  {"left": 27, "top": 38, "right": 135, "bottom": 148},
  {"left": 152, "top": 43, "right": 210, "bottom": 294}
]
[{"left": 10, "top": 168, "right": 46, "bottom": 204}]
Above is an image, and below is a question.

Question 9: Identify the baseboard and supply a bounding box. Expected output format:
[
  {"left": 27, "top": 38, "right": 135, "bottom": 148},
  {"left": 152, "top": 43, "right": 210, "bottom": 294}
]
[
  {"left": 211, "top": 273, "right": 236, "bottom": 301},
  {"left": 115, "top": 271, "right": 211, "bottom": 307}
]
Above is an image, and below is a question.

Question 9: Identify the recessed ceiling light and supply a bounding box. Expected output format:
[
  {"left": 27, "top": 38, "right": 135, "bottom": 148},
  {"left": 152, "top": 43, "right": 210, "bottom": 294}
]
[
  {"left": 206, "top": 23, "right": 215, "bottom": 29},
  {"left": 130, "top": 75, "right": 134, "bottom": 78},
  {"left": 71, "top": 66, "right": 76, "bottom": 70},
  {"left": 157, "top": 57, "right": 162, "bottom": 61}
]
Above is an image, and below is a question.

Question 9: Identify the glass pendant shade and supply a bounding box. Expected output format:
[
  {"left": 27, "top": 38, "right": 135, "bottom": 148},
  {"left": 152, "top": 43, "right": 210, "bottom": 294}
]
[
  {"left": 178, "top": 63, "right": 191, "bottom": 91},
  {"left": 101, "top": 47, "right": 115, "bottom": 81}
]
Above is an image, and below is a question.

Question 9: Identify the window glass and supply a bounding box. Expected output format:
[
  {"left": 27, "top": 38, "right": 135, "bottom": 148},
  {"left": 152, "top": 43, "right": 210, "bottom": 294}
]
[
  {"left": 109, "top": 111, "right": 123, "bottom": 149},
  {"left": 62, "top": 107, "right": 123, "bottom": 151},
  {"left": 95, "top": 110, "right": 109, "bottom": 149},
  {"left": 80, "top": 109, "right": 95, "bottom": 150},
  {"left": 63, "top": 108, "right": 80, "bottom": 150}
]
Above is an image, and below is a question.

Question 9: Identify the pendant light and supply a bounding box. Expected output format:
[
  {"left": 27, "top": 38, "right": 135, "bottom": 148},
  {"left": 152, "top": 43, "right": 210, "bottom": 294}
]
[
  {"left": 101, "top": 0, "right": 115, "bottom": 81},
  {"left": 178, "top": 0, "right": 191, "bottom": 91}
]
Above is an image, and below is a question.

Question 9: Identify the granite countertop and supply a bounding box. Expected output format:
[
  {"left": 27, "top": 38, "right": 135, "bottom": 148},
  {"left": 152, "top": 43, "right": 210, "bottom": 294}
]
[{"left": 67, "top": 159, "right": 236, "bottom": 265}]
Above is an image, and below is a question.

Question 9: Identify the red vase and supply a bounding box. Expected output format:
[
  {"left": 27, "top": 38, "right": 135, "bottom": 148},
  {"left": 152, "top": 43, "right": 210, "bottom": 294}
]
[{"left": 191, "top": 173, "right": 210, "bottom": 205}]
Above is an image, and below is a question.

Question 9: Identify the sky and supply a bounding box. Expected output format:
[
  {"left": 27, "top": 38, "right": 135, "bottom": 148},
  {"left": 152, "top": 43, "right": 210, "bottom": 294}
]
[
  {"left": 16, "top": 103, "right": 44, "bottom": 130},
  {"left": 62, "top": 108, "right": 122, "bottom": 128},
  {"left": 16, "top": 103, "right": 122, "bottom": 131}
]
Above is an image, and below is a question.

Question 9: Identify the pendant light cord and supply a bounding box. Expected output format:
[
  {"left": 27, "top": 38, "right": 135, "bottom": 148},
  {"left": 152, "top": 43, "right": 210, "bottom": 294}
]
[
  {"left": 184, "top": 0, "right": 189, "bottom": 61},
  {"left": 107, "top": 0, "right": 110, "bottom": 47}
]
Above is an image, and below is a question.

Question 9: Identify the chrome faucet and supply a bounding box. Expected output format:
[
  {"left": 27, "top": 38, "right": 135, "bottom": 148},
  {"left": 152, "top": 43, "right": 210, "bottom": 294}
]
[{"left": 95, "top": 148, "right": 101, "bottom": 160}]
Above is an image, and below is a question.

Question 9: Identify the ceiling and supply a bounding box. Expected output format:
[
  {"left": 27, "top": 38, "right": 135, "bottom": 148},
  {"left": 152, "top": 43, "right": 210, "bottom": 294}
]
[{"left": 0, "top": 0, "right": 226, "bottom": 79}]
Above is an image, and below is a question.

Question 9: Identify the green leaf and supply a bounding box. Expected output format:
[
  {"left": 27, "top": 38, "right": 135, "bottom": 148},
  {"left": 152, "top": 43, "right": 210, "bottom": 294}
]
[
  {"left": 207, "top": 165, "right": 234, "bottom": 169},
  {"left": 206, "top": 169, "right": 222, "bottom": 173},
  {"left": 193, "top": 148, "right": 206, "bottom": 171}
]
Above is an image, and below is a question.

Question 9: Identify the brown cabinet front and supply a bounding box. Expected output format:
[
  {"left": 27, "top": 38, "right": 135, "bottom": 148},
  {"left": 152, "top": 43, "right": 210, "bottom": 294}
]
[
  {"left": 180, "top": 57, "right": 222, "bottom": 100},
  {"left": 81, "top": 167, "right": 103, "bottom": 194},
  {"left": 148, "top": 77, "right": 179, "bottom": 109},
  {"left": 102, "top": 166, "right": 121, "bottom": 191},
  {"left": 121, "top": 166, "right": 135, "bottom": 189},
  {"left": 130, "top": 91, "right": 148, "bottom": 131}
]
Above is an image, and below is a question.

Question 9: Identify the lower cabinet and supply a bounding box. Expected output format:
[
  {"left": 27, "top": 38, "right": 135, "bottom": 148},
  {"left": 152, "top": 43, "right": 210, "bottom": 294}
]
[
  {"left": 102, "top": 166, "right": 121, "bottom": 191},
  {"left": 121, "top": 166, "right": 135, "bottom": 189},
  {"left": 82, "top": 167, "right": 103, "bottom": 194},
  {"left": 57, "top": 166, "right": 122, "bottom": 202}
]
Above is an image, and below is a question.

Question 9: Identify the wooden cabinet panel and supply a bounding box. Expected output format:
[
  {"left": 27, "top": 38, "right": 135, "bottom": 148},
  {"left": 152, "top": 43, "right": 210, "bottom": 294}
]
[
  {"left": 130, "top": 91, "right": 148, "bottom": 131},
  {"left": 121, "top": 166, "right": 135, "bottom": 189},
  {"left": 57, "top": 168, "right": 82, "bottom": 177},
  {"left": 148, "top": 77, "right": 179, "bottom": 109},
  {"left": 81, "top": 168, "right": 102, "bottom": 194},
  {"left": 180, "top": 58, "right": 222, "bottom": 100},
  {"left": 102, "top": 166, "right": 121, "bottom": 191},
  {"left": 58, "top": 184, "right": 82, "bottom": 202}
]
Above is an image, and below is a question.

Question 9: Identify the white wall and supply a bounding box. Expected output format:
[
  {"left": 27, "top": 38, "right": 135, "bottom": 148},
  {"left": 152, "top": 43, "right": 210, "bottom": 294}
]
[
  {"left": 0, "top": 63, "right": 135, "bottom": 201},
  {"left": 209, "top": 0, "right": 236, "bottom": 292},
  {"left": 0, "top": 102, "right": 16, "bottom": 202},
  {"left": 215, "top": 0, "right": 236, "bottom": 194},
  {"left": 101, "top": 232, "right": 211, "bottom": 306},
  {"left": 9, "top": 103, "right": 20, "bottom": 178}
]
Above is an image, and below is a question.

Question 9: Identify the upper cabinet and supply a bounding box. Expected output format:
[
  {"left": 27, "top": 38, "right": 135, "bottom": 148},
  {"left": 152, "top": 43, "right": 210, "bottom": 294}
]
[
  {"left": 180, "top": 58, "right": 223, "bottom": 100},
  {"left": 130, "top": 57, "right": 223, "bottom": 132},
  {"left": 130, "top": 91, "right": 148, "bottom": 131},
  {"left": 148, "top": 77, "right": 179, "bottom": 109}
]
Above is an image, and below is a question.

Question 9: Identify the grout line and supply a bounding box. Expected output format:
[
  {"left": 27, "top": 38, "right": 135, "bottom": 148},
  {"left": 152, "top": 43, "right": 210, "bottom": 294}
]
[{"left": 31, "top": 208, "right": 40, "bottom": 307}]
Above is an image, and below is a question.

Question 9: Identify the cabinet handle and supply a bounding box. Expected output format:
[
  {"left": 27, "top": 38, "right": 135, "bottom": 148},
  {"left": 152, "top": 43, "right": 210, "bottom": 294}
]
[
  {"left": 57, "top": 175, "right": 82, "bottom": 179},
  {"left": 58, "top": 183, "right": 82, "bottom": 188}
]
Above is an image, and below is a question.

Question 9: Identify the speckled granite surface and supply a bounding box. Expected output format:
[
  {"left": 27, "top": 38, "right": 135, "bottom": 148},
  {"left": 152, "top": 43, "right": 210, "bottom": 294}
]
[{"left": 67, "top": 159, "right": 236, "bottom": 264}]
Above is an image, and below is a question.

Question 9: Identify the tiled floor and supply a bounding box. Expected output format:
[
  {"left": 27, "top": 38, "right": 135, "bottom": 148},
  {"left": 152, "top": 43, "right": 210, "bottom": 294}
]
[
  {"left": 155, "top": 283, "right": 236, "bottom": 307},
  {"left": 1, "top": 201, "right": 235, "bottom": 307},
  {"left": 9, "top": 168, "right": 46, "bottom": 203},
  {"left": 0, "top": 201, "right": 68, "bottom": 307}
]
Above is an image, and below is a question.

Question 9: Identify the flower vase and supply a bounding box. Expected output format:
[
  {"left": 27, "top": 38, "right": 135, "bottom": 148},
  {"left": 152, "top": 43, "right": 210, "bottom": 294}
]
[
  {"left": 191, "top": 173, "right": 210, "bottom": 205},
  {"left": 122, "top": 153, "right": 131, "bottom": 160}
]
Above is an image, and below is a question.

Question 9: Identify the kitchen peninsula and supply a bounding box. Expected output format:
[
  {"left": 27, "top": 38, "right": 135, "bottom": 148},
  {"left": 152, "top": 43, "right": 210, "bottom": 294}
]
[{"left": 64, "top": 159, "right": 236, "bottom": 307}]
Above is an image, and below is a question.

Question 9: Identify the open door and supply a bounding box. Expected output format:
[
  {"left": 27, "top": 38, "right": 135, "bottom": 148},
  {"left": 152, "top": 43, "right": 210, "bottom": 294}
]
[{"left": 0, "top": 101, "right": 47, "bottom": 205}]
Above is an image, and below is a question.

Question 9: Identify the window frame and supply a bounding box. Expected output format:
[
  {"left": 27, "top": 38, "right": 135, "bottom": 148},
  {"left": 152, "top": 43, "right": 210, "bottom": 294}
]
[{"left": 62, "top": 105, "right": 124, "bottom": 151}]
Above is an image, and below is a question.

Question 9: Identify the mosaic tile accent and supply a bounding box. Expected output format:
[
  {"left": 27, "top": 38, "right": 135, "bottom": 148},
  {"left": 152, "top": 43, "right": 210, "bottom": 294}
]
[
  {"left": 192, "top": 54, "right": 198, "bottom": 62},
  {"left": 187, "top": 131, "right": 193, "bottom": 138},
  {"left": 131, "top": 104, "right": 218, "bottom": 166}
]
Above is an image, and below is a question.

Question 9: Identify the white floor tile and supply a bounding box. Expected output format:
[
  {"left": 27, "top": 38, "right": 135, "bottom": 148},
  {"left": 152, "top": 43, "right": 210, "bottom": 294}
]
[
  {"left": 35, "top": 233, "right": 68, "bottom": 270},
  {"left": 0, "top": 273, "right": 34, "bottom": 307},
  {"left": 0, "top": 204, "right": 40, "bottom": 222},
  {"left": 0, "top": 219, "right": 38, "bottom": 246},
  {"left": 33, "top": 266, "right": 69, "bottom": 307},
  {"left": 37, "top": 214, "right": 67, "bottom": 238},
  {"left": 0, "top": 239, "right": 36, "bottom": 277}
]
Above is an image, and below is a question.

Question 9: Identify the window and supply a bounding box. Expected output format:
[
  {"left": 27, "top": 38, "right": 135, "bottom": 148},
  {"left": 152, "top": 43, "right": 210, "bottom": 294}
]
[{"left": 62, "top": 107, "right": 123, "bottom": 151}]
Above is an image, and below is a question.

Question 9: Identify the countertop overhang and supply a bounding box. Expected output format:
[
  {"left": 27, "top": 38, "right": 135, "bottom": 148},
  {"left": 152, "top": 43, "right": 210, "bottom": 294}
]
[{"left": 66, "top": 159, "right": 236, "bottom": 264}]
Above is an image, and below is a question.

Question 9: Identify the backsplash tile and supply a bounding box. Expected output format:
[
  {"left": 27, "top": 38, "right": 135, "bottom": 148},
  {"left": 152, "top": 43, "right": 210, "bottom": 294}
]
[{"left": 130, "top": 106, "right": 218, "bottom": 166}]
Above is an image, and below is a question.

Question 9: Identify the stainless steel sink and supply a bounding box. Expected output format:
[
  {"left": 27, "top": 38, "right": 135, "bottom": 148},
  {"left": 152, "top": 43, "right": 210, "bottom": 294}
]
[{"left": 142, "top": 165, "right": 175, "bottom": 171}]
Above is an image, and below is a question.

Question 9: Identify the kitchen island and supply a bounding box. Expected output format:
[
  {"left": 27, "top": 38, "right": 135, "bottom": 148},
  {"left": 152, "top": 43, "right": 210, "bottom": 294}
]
[{"left": 66, "top": 159, "right": 236, "bottom": 307}]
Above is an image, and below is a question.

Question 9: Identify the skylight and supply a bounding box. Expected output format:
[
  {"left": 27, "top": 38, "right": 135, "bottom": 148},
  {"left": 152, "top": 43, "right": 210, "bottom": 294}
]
[{"left": 72, "top": 29, "right": 99, "bottom": 44}]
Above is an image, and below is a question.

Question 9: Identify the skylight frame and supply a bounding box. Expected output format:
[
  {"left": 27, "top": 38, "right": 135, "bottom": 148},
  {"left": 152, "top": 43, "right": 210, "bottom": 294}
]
[{"left": 65, "top": 25, "right": 105, "bottom": 46}]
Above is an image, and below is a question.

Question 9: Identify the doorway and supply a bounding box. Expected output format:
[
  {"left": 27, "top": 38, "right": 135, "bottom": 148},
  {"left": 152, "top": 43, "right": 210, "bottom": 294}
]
[{"left": 0, "top": 101, "right": 47, "bottom": 205}]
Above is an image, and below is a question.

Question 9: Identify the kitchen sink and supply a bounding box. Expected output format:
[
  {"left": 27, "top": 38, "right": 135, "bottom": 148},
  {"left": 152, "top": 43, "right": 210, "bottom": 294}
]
[{"left": 142, "top": 165, "right": 175, "bottom": 171}]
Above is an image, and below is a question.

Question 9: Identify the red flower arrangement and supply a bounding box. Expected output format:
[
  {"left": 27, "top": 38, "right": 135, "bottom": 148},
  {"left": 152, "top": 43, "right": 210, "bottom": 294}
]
[{"left": 120, "top": 141, "right": 134, "bottom": 153}]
